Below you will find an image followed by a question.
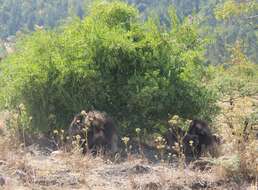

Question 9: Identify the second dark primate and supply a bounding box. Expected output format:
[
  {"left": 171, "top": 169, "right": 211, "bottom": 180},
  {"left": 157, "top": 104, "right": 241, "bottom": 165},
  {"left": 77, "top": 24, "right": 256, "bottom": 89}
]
[{"left": 165, "top": 119, "right": 218, "bottom": 160}]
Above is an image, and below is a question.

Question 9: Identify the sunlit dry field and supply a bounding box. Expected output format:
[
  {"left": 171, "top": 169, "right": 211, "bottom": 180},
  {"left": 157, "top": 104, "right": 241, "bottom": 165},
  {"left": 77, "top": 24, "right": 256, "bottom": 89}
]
[{"left": 0, "top": 97, "right": 257, "bottom": 190}]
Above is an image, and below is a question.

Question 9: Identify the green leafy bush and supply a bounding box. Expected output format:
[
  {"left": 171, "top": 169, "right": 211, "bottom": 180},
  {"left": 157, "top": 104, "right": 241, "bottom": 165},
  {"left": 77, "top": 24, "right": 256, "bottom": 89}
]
[{"left": 0, "top": 1, "right": 218, "bottom": 134}]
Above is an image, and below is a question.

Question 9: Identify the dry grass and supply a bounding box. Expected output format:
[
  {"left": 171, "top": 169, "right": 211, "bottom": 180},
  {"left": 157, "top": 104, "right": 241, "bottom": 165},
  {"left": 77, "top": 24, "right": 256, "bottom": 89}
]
[
  {"left": 214, "top": 96, "right": 258, "bottom": 180},
  {"left": 0, "top": 99, "right": 257, "bottom": 190},
  {"left": 0, "top": 136, "right": 256, "bottom": 190}
]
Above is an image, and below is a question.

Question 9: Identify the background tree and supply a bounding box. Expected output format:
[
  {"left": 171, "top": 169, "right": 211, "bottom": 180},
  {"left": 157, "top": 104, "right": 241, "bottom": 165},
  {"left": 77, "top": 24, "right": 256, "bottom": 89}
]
[{"left": 0, "top": 0, "right": 257, "bottom": 64}]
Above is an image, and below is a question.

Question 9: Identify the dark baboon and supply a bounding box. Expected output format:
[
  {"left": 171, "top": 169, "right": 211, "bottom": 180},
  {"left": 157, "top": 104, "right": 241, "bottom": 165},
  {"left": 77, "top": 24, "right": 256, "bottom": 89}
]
[
  {"left": 188, "top": 120, "right": 213, "bottom": 144},
  {"left": 69, "top": 110, "right": 118, "bottom": 154},
  {"left": 187, "top": 119, "right": 214, "bottom": 157},
  {"left": 165, "top": 119, "right": 219, "bottom": 160}
]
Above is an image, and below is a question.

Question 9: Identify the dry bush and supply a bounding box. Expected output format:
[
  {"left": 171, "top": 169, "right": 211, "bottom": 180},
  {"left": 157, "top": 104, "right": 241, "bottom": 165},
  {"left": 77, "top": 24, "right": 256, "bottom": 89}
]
[
  {"left": 239, "top": 140, "right": 258, "bottom": 179},
  {"left": 214, "top": 96, "right": 258, "bottom": 180},
  {"left": 2, "top": 105, "right": 34, "bottom": 148}
]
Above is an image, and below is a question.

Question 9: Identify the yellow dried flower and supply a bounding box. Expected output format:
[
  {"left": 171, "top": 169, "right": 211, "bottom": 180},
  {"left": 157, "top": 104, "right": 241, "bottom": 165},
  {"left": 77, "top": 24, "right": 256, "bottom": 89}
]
[
  {"left": 18, "top": 103, "right": 26, "bottom": 111},
  {"left": 172, "top": 115, "right": 179, "bottom": 120},
  {"left": 157, "top": 144, "right": 165, "bottom": 150},
  {"left": 135, "top": 128, "right": 141, "bottom": 134},
  {"left": 121, "top": 137, "right": 130, "bottom": 145},
  {"left": 156, "top": 136, "right": 163, "bottom": 142},
  {"left": 81, "top": 110, "right": 87, "bottom": 116},
  {"left": 76, "top": 135, "right": 81, "bottom": 140},
  {"left": 169, "top": 115, "right": 180, "bottom": 125},
  {"left": 186, "top": 119, "right": 192, "bottom": 125}
]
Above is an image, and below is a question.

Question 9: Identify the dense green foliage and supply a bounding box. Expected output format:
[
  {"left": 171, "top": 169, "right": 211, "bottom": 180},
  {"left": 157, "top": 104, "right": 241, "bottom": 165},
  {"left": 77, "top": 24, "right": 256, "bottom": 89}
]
[{"left": 0, "top": 2, "right": 217, "bottom": 134}]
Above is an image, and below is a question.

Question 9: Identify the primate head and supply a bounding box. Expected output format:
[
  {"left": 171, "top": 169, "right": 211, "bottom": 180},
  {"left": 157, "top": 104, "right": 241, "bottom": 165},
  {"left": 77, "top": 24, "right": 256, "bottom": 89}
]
[
  {"left": 84, "top": 111, "right": 107, "bottom": 145},
  {"left": 188, "top": 119, "right": 213, "bottom": 146},
  {"left": 189, "top": 120, "right": 209, "bottom": 135},
  {"left": 84, "top": 111, "right": 105, "bottom": 126},
  {"left": 69, "top": 110, "right": 118, "bottom": 154}
]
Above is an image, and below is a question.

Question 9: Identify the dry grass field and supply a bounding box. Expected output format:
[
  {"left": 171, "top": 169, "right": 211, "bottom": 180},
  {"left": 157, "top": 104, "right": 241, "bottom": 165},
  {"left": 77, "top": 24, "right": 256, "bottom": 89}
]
[
  {"left": 0, "top": 97, "right": 257, "bottom": 190},
  {"left": 0, "top": 141, "right": 256, "bottom": 190}
]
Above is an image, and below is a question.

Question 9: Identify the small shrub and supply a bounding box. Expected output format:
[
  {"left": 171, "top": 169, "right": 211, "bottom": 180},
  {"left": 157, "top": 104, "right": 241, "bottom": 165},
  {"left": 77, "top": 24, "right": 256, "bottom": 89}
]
[{"left": 5, "top": 104, "right": 33, "bottom": 147}]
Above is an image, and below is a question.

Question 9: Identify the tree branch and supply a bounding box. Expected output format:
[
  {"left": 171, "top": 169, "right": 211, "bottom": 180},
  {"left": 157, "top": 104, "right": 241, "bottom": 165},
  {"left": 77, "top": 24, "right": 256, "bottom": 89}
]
[{"left": 246, "top": 15, "right": 258, "bottom": 19}]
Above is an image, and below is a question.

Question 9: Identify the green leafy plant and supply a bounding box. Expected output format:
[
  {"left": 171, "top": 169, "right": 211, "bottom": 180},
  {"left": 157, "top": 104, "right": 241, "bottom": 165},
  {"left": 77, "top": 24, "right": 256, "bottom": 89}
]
[{"left": 0, "top": 1, "right": 218, "bottom": 136}]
